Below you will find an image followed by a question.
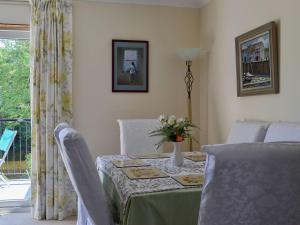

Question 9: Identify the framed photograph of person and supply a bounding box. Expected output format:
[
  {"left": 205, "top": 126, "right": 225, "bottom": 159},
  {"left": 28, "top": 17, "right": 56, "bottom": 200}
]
[
  {"left": 112, "top": 40, "right": 149, "bottom": 92},
  {"left": 235, "top": 22, "right": 279, "bottom": 97}
]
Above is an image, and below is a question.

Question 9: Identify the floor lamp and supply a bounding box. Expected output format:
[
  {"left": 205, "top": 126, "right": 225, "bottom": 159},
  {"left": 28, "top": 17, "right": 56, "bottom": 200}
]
[{"left": 177, "top": 48, "right": 203, "bottom": 151}]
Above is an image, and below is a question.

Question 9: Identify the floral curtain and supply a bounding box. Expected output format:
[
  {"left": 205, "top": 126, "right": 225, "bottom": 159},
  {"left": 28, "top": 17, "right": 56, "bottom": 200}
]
[{"left": 30, "top": 0, "right": 76, "bottom": 220}]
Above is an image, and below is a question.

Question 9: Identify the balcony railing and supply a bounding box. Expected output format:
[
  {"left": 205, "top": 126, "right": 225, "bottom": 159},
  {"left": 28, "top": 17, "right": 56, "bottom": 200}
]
[{"left": 0, "top": 118, "right": 31, "bottom": 178}]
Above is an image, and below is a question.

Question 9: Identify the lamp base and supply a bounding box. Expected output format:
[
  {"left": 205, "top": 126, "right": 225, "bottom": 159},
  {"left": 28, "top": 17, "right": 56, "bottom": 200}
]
[{"left": 187, "top": 96, "right": 193, "bottom": 152}]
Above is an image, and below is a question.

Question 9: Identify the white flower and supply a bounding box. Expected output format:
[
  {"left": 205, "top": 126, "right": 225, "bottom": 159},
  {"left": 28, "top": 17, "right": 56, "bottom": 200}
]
[
  {"left": 158, "top": 114, "right": 166, "bottom": 122},
  {"left": 168, "top": 115, "right": 176, "bottom": 125},
  {"left": 184, "top": 126, "right": 193, "bottom": 133},
  {"left": 177, "top": 117, "right": 185, "bottom": 123}
]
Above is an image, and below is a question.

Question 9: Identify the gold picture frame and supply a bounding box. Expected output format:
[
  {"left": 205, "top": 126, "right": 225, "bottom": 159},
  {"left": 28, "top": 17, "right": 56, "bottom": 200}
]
[{"left": 235, "top": 22, "right": 279, "bottom": 96}]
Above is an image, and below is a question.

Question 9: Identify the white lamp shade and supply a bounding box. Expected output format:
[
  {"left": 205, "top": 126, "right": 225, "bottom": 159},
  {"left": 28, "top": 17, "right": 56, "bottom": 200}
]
[{"left": 177, "top": 48, "right": 206, "bottom": 61}]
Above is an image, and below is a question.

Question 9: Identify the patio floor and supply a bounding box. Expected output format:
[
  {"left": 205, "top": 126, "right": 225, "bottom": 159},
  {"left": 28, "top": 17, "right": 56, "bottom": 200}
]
[{"left": 0, "top": 179, "right": 30, "bottom": 202}]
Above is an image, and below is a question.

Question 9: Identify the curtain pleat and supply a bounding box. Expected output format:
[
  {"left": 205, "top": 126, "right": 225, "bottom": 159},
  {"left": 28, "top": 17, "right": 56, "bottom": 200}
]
[{"left": 30, "top": 0, "right": 76, "bottom": 220}]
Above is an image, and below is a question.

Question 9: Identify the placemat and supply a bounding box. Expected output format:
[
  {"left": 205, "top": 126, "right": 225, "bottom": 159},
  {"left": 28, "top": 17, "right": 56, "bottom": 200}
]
[
  {"left": 184, "top": 152, "right": 206, "bottom": 162},
  {"left": 172, "top": 175, "right": 205, "bottom": 186},
  {"left": 122, "top": 167, "right": 169, "bottom": 179},
  {"left": 128, "top": 153, "right": 171, "bottom": 159},
  {"left": 111, "top": 159, "right": 150, "bottom": 168}
]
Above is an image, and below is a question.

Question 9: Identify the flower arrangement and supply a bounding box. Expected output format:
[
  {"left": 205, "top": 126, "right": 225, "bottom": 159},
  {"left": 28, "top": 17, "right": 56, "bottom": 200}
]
[{"left": 150, "top": 115, "right": 197, "bottom": 149}]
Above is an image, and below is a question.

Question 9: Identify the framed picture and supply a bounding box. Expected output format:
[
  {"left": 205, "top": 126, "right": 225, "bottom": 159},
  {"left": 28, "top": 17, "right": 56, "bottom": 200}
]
[
  {"left": 112, "top": 40, "right": 149, "bottom": 92},
  {"left": 235, "top": 22, "right": 279, "bottom": 97}
]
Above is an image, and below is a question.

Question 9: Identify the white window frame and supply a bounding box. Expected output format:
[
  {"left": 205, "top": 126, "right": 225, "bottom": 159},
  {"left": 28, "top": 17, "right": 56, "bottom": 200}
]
[{"left": 0, "top": 23, "right": 30, "bottom": 213}]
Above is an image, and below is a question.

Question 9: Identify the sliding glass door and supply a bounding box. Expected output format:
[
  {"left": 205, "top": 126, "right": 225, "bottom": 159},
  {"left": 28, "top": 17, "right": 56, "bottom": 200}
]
[{"left": 0, "top": 23, "right": 31, "bottom": 213}]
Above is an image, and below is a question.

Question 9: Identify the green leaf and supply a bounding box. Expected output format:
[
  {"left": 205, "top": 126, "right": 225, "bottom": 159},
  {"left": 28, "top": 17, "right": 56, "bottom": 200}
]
[{"left": 0, "top": 39, "right": 30, "bottom": 119}]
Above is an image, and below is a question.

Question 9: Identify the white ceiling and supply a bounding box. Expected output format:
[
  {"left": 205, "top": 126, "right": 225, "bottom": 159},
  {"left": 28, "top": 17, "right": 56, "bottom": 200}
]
[{"left": 85, "top": 0, "right": 210, "bottom": 8}]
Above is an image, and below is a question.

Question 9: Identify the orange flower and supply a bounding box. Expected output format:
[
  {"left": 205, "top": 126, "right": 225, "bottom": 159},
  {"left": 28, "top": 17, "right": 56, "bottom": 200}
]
[{"left": 176, "top": 136, "right": 184, "bottom": 142}]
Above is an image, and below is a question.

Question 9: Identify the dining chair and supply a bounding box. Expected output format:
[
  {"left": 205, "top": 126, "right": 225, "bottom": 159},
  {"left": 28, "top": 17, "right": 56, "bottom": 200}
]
[
  {"left": 198, "top": 142, "right": 300, "bottom": 225},
  {"left": 54, "top": 124, "right": 113, "bottom": 225},
  {"left": 0, "top": 129, "right": 17, "bottom": 186},
  {"left": 117, "top": 119, "right": 162, "bottom": 155},
  {"left": 226, "top": 120, "right": 269, "bottom": 144}
]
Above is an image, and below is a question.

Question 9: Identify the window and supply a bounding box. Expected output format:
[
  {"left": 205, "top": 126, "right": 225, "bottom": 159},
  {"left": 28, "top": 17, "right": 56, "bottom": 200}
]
[
  {"left": 123, "top": 49, "right": 138, "bottom": 74},
  {"left": 0, "top": 23, "right": 31, "bottom": 211}
]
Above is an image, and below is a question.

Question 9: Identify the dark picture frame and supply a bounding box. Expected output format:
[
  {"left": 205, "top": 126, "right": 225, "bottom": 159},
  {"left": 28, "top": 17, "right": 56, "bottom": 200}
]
[
  {"left": 112, "top": 40, "right": 149, "bottom": 92},
  {"left": 235, "top": 22, "right": 279, "bottom": 97}
]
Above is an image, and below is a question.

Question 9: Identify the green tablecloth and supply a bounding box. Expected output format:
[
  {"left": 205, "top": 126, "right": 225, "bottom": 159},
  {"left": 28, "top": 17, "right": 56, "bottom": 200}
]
[
  {"left": 99, "top": 168, "right": 202, "bottom": 225},
  {"left": 124, "top": 189, "right": 201, "bottom": 225}
]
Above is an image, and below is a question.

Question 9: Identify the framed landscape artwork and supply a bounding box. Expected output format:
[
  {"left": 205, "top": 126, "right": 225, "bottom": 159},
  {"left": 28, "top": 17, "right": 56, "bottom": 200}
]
[
  {"left": 235, "top": 22, "right": 279, "bottom": 96},
  {"left": 112, "top": 40, "right": 149, "bottom": 92}
]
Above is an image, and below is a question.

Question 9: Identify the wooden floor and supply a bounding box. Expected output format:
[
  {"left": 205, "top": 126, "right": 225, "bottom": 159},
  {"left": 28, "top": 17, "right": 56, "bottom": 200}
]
[{"left": 0, "top": 213, "right": 76, "bottom": 225}]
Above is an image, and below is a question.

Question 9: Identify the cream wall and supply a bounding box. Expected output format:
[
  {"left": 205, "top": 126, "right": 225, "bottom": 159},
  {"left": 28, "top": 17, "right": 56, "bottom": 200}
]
[
  {"left": 199, "top": 0, "right": 300, "bottom": 144},
  {"left": 4, "top": 0, "right": 298, "bottom": 156},
  {"left": 73, "top": 2, "right": 201, "bottom": 157}
]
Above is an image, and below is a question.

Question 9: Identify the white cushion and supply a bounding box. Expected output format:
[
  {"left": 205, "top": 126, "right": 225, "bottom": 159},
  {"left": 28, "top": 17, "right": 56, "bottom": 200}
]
[
  {"left": 264, "top": 122, "right": 300, "bottom": 143},
  {"left": 118, "top": 119, "right": 162, "bottom": 155},
  {"left": 226, "top": 121, "right": 269, "bottom": 144}
]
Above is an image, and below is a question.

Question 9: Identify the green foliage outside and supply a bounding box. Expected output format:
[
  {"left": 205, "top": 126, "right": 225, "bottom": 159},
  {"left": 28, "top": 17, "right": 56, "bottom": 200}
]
[
  {"left": 0, "top": 39, "right": 30, "bottom": 119},
  {"left": 0, "top": 39, "right": 31, "bottom": 172},
  {"left": 25, "top": 152, "right": 32, "bottom": 175}
]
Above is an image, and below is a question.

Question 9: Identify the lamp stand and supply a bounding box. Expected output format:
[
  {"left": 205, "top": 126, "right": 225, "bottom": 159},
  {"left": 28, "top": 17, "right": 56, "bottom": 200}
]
[{"left": 185, "top": 60, "right": 193, "bottom": 152}]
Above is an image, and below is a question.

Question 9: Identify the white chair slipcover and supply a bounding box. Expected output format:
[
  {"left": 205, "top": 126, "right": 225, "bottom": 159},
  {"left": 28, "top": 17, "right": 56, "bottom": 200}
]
[
  {"left": 117, "top": 119, "right": 162, "bottom": 155},
  {"left": 198, "top": 142, "right": 300, "bottom": 225},
  {"left": 226, "top": 120, "right": 269, "bottom": 144},
  {"left": 264, "top": 122, "right": 300, "bottom": 142},
  {"left": 54, "top": 124, "right": 112, "bottom": 225}
]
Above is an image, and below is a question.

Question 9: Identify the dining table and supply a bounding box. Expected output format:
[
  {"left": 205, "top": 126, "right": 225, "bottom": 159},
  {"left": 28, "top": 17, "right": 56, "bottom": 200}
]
[{"left": 96, "top": 152, "right": 206, "bottom": 225}]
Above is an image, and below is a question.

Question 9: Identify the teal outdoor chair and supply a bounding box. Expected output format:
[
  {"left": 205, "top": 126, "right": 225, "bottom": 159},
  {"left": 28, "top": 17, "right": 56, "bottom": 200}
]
[{"left": 0, "top": 129, "right": 17, "bottom": 186}]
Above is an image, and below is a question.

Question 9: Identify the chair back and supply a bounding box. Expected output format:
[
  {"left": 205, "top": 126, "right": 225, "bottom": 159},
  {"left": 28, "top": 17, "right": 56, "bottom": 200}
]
[
  {"left": 54, "top": 122, "right": 70, "bottom": 149},
  {"left": 198, "top": 143, "right": 300, "bottom": 225},
  {"left": 54, "top": 124, "right": 112, "bottom": 225},
  {"left": 0, "top": 129, "right": 17, "bottom": 166},
  {"left": 117, "top": 119, "right": 162, "bottom": 155}
]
